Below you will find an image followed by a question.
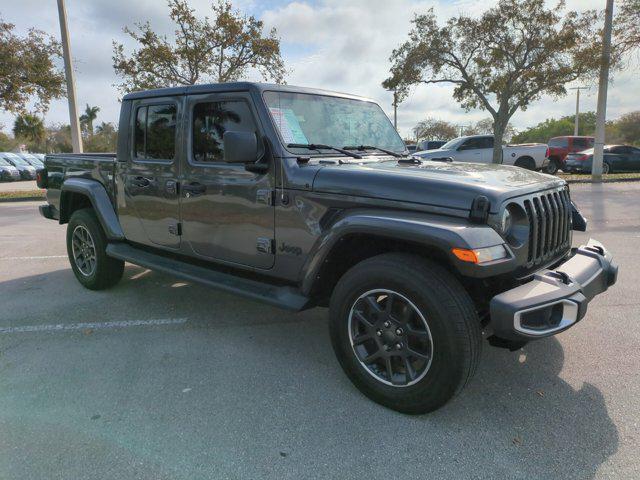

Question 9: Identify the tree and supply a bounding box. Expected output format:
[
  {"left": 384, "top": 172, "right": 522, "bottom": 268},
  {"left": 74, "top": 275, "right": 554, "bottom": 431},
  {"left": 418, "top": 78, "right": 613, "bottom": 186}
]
[
  {"left": 463, "top": 118, "right": 516, "bottom": 141},
  {"left": 0, "top": 131, "right": 17, "bottom": 151},
  {"left": 615, "top": 0, "right": 640, "bottom": 55},
  {"left": 613, "top": 111, "right": 640, "bottom": 144},
  {"left": 413, "top": 118, "right": 458, "bottom": 141},
  {"left": 112, "top": 0, "right": 286, "bottom": 94},
  {"left": 13, "top": 114, "right": 45, "bottom": 146},
  {"left": 0, "top": 18, "right": 65, "bottom": 113},
  {"left": 79, "top": 104, "right": 100, "bottom": 135},
  {"left": 85, "top": 122, "right": 118, "bottom": 152},
  {"left": 511, "top": 112, "right": 597, "bottom": 143},
  {"left": 383, "top": 0, "right": 601, "bottom": 163}
]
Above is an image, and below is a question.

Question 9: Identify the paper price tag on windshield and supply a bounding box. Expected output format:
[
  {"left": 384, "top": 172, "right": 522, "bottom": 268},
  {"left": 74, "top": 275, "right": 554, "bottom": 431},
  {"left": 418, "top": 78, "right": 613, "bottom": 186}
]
[{"left": 269, "top": 107, "right": 308, "bottom": 144}]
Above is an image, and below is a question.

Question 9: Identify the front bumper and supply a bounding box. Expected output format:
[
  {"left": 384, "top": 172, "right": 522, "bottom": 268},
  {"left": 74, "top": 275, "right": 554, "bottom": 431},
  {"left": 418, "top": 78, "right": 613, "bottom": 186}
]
[{"left": 489, "top": 239, "right": 617, "bottom": 341}]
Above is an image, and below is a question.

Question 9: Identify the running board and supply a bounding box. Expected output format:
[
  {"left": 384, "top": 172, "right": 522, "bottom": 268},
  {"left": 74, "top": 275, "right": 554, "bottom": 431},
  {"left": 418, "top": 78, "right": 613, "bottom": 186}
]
[{"left": 106, "top": 243, "right": 313, "bottom": 312}]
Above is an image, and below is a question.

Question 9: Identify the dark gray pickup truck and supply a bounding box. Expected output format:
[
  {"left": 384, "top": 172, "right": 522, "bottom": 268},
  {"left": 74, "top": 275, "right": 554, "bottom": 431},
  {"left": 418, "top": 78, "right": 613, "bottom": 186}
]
[{"left": 38, "top": 82, "right": 617, "bottom": 413}]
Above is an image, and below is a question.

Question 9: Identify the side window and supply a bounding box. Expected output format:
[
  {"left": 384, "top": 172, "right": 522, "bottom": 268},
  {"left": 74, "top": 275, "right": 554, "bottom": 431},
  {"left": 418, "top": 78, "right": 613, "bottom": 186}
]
[
  {"left": 460, "top": 138, "right": 482, "bottom": 150},
  {"left": 480, "top": 137, "right": 494, "bottom": 149},
  {"left": 134, "top": 104, "right": 177, "bottom": 160},
  {"left": 192, "top": 100, "right": 259, "bottom": 163}
]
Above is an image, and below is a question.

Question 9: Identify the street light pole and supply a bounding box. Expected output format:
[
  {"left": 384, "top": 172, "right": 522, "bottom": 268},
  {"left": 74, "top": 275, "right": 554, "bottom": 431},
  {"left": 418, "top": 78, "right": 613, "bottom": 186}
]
[
  {"left": 569, "top": 86, "right": 589, "bottom": 136},
  {"left": 57, "top": 0, "right": 83, "bottom": 153},
  {"left": 592, "top": 0, "right": 614, "bottom": 182}
]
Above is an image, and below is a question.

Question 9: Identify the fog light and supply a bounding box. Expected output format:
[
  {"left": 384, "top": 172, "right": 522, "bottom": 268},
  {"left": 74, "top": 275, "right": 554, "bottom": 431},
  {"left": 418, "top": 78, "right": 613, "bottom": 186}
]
[{"left": 452, "top": 245, "right": 508, "bottom": 264}]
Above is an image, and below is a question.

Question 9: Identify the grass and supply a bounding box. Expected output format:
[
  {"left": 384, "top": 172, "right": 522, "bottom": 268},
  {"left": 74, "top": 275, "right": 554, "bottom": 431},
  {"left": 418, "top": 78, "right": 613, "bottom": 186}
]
[
  {"left": 558, "top": 172, "right": 640, "bottom": 183},
  {"left": 0, "top": 190, "right": 46, "bottom": 202}
]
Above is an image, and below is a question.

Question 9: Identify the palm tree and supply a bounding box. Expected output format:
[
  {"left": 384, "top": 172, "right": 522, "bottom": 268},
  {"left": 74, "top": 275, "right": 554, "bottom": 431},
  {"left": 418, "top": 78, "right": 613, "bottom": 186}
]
[
  {"left": 79, "top": 104, "right": 100, "bottom": 135},
  {"left": 13, "top": 114, "right": 45, "bottom": 145}
]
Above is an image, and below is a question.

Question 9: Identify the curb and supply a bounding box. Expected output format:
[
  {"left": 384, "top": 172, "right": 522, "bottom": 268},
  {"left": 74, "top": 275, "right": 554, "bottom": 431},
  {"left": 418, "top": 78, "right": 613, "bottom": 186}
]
[
  {"left": 0, "top": 195, "right": 45, "bottom": 203},
  {"left": 564, "top": 177, "right": 640, "bottom": 184}
]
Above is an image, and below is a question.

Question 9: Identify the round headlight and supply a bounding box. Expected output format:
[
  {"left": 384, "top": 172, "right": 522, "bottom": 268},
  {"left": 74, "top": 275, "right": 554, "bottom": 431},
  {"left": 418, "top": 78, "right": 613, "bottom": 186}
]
[{"left": 501, "top": 203, "right": 529, "bottom": 248}]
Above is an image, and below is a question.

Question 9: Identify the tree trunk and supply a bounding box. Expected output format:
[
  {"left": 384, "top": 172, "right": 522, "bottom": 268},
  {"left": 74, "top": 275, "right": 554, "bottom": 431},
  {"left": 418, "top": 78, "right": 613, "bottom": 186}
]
[{"left": 492, "top": 116, "right": 508, "bottom": 164}]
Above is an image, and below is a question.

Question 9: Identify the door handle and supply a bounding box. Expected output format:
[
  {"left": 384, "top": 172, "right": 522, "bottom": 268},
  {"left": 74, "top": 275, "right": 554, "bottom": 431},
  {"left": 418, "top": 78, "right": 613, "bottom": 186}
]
[
  {"left": 182, "top": 182, "right": 206, "bottom": 197},
  {"left": 131, "top": 176, "right": 151, "bottom": 187}
]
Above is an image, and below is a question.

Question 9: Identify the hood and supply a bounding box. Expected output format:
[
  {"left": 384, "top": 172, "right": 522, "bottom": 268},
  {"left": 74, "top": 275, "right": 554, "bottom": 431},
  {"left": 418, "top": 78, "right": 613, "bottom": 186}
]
[
  {"left": 312, "top": 159, "right": 564, "bottom": 213},
  {"left": 415, "top": 148, "right": 456, "bottom": 159},
  {"left": 0, "top": 165, "right": 19, "bottom": 173}
]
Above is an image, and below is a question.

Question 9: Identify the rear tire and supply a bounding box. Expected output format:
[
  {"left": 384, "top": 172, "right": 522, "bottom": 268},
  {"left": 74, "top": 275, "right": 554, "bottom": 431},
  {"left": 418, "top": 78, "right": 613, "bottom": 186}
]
[
  {"left": 545, "top": 159, "right": 559, "bottom": 175},
  {"left": 515, "top": 156, "right": 536, "bottom": 170},
  {"left": 66, "top": 208, "right": 124, "bottom": 290},
  {"left": 329, "top": 253, "right": 482, "bottom": 414}
]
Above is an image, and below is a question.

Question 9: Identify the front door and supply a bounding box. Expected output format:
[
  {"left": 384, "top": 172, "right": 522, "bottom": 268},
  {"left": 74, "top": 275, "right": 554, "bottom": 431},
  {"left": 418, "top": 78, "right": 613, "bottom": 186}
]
[
  {"left": 179, "top": 92, "right": 275, "bottom": 269},
  {"left": 119, "top": 98, "right": 182, "bottom": 249},
  {"left": 455, "top": 137, "right": 489, "bottom": 163}
]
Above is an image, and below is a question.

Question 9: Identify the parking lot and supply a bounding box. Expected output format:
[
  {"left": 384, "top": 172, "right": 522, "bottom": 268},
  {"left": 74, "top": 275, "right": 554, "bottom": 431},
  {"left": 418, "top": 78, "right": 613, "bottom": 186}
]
[{"left": 0, "top": 182, "right": 638, "bottom": 479}]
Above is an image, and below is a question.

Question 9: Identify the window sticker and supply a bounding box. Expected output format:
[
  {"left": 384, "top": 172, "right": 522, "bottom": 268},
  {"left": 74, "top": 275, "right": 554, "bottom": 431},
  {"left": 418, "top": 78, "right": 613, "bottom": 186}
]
[{"left": 269, "top": 107, "right": 308, "bottom": 144}]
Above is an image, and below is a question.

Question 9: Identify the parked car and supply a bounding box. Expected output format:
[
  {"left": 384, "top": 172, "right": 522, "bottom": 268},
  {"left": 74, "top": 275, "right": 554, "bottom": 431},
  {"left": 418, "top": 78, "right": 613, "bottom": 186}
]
[
  {"left": 0, "top": 156, "right": 21, "bottom": 181},
  {"left": 546, "top": 136, "right": 595, "bottom": 174},
  {"left": 406, "top": 144, "right": 418, "bottom": 153},
  {"left": 564, "top": 145, "right": 640, "bottom": 174},
  {"left": 38, "top": 82, "right": 616, "bottom": 414},
  {"left": 414, "top": 135, "right": 549, "bottom": 170},
  {"left": 417, "top": 139, "right": 447, "bottom": 151},
  {"left": 17, "top": 152, "right": 45, "bottom": 169},
  {"left": 0, "top": 152, "right": 37, "bottom": 179}
]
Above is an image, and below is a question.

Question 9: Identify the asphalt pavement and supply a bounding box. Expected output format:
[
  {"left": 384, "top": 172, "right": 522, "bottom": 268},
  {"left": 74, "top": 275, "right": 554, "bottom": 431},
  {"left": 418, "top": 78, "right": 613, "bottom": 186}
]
[{"left": 0, "top": 182, "right": 639, "bottom": 479}]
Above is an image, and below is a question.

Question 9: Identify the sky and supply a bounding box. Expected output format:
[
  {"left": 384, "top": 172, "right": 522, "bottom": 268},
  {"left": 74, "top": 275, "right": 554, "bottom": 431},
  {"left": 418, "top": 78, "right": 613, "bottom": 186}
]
[{"left": 1, "top": 0, "right": 637, "bottom": 139}]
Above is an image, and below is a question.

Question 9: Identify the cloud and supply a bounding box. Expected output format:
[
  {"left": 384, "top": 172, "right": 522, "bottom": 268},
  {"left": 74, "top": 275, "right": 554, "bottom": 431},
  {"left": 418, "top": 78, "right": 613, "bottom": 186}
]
[{"left": 0, "top": 0, "right": 637, "bottom": 140}]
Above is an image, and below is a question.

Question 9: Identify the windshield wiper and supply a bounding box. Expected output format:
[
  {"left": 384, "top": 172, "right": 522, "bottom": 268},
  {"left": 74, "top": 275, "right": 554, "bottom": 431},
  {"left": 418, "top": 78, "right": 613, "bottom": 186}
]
[
  {"left": 343, "top": 145, "right": 405, "bottom": 158},
  {"left": 287, "top": 143, "right": 362, "bottom": 159}
]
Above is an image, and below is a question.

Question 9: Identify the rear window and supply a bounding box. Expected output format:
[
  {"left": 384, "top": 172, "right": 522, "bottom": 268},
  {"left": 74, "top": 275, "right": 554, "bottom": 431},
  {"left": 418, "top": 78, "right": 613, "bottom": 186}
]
[{"left": 548, "top": 138, "right": 568, "bottom": 148}]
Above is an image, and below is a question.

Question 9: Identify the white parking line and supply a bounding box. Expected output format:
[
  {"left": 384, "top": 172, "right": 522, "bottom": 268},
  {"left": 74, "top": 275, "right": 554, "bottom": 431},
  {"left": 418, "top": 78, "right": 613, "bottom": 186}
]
[
  {"left": 0, "top": 318, "right": 188, "bottom": 334},
  {"left": 0, "top": 255, "right": 67, "bottom": 261}
]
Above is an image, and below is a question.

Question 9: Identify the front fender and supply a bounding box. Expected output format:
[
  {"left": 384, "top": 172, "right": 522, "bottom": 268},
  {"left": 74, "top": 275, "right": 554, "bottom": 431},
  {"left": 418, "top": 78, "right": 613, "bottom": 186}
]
[
  {"left": 61, "top": 178, "right": 124, "bottom": 240},
  {"left": 300, "top": 209, "right": 511, "bottom": 294}
]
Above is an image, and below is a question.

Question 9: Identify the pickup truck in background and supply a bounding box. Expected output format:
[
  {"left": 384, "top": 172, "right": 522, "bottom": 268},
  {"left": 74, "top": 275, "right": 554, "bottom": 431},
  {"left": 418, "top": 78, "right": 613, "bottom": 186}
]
[
  {"left": 546, "top": 136, "right": 595, "bottom": 174},
  {"left": 38, "top": 82, "right": 617, "bottom": 414},
  {"left": 414, "top": 135, "right": 549, "bottom": 171}
]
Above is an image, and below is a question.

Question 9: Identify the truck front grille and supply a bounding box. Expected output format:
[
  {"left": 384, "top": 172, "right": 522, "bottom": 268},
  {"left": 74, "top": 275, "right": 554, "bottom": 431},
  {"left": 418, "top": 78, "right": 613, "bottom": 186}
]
[{"left": 522, "top": 187, "right": 572, "bottom": 265}]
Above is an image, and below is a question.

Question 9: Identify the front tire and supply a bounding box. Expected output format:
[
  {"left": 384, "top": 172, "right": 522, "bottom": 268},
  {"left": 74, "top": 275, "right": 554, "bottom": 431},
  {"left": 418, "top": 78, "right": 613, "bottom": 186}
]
[
  {"left": 67, "top": 208, "right": 124, "bottom": 290},
  {"left": 329, "top": 253, "right": 482, "bottom": 414}
]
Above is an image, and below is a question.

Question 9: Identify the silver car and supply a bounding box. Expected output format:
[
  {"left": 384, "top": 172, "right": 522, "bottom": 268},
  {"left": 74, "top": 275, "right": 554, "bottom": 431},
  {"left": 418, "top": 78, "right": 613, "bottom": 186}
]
[{"left": 0, "top": 152, "right": 37, "bottom": 180}]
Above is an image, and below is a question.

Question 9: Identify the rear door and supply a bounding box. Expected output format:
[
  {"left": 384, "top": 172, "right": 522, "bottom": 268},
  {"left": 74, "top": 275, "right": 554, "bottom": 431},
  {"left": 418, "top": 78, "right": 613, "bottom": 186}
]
[
  {"left": 179, "top": 92, "right": 275, "bottom": 269},
  {"left": 629, "top": 147, "right": 640, "bottom": 171},
  {"left": 118, "top": 97, "right": 182, "bottom": 249}
]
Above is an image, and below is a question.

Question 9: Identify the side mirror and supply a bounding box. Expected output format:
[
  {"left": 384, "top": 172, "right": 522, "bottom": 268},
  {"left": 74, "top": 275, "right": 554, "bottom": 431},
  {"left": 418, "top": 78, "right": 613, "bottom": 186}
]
[{"left": 223, "top": 131, "right": 258, "bottom": 163}]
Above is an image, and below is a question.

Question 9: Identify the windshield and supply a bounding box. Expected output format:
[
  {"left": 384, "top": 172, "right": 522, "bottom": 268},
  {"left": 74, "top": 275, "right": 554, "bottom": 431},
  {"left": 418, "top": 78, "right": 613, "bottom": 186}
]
[
  {"left": 264, "top": 91, "right": 405, "bottom": 154},
  {"left": 0, "top": 158, "right": 9, "bottom": 166},
  {"left": 3, "top": 154, "right": 28, "bottom": 166},
  {"left": 440, "top": 137, "right": 464, "bottom": 150}
]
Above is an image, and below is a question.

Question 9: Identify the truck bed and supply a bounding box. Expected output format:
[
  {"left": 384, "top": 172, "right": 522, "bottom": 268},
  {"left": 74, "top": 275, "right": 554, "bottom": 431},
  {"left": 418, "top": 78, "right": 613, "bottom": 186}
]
[{"left": 43, "top": 153, "right": 118, "bottom": 214}]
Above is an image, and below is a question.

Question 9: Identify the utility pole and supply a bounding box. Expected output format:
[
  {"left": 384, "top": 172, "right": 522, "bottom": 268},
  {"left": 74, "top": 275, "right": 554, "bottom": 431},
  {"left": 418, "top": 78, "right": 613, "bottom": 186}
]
[
  {"left": 57, "top": 0, "right": 83, "bottom": 153},
  {"left": 569, "top": 86, "right": 589, "bottom": 136},
  {"left": 592, "top": 0, "right": 614, "bottom": 182}
]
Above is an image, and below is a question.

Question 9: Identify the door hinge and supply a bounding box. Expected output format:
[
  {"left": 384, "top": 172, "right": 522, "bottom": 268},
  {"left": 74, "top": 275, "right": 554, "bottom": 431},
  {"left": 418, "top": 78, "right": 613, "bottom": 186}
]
[
  {"left": 256, "top": 189, "right": 276, "bottom": 206},
  {"left": 256, "top": 237, "right": 275, "bottom": 254},
  {"left": 169, "top": 222, "right": 182, "bottom": 236}
]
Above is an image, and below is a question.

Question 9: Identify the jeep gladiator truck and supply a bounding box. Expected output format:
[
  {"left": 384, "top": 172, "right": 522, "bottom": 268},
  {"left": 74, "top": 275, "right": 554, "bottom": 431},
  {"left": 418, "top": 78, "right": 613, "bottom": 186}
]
[{"left": 38, "top": 83, "right": 617, "bottom": 414}]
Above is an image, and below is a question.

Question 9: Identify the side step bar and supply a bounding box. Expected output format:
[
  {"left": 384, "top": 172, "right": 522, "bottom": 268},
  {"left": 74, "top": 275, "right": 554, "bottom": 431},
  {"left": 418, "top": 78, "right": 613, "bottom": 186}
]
[{"left": 106, "top": 243, "right": 313, "bottom": 312}]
